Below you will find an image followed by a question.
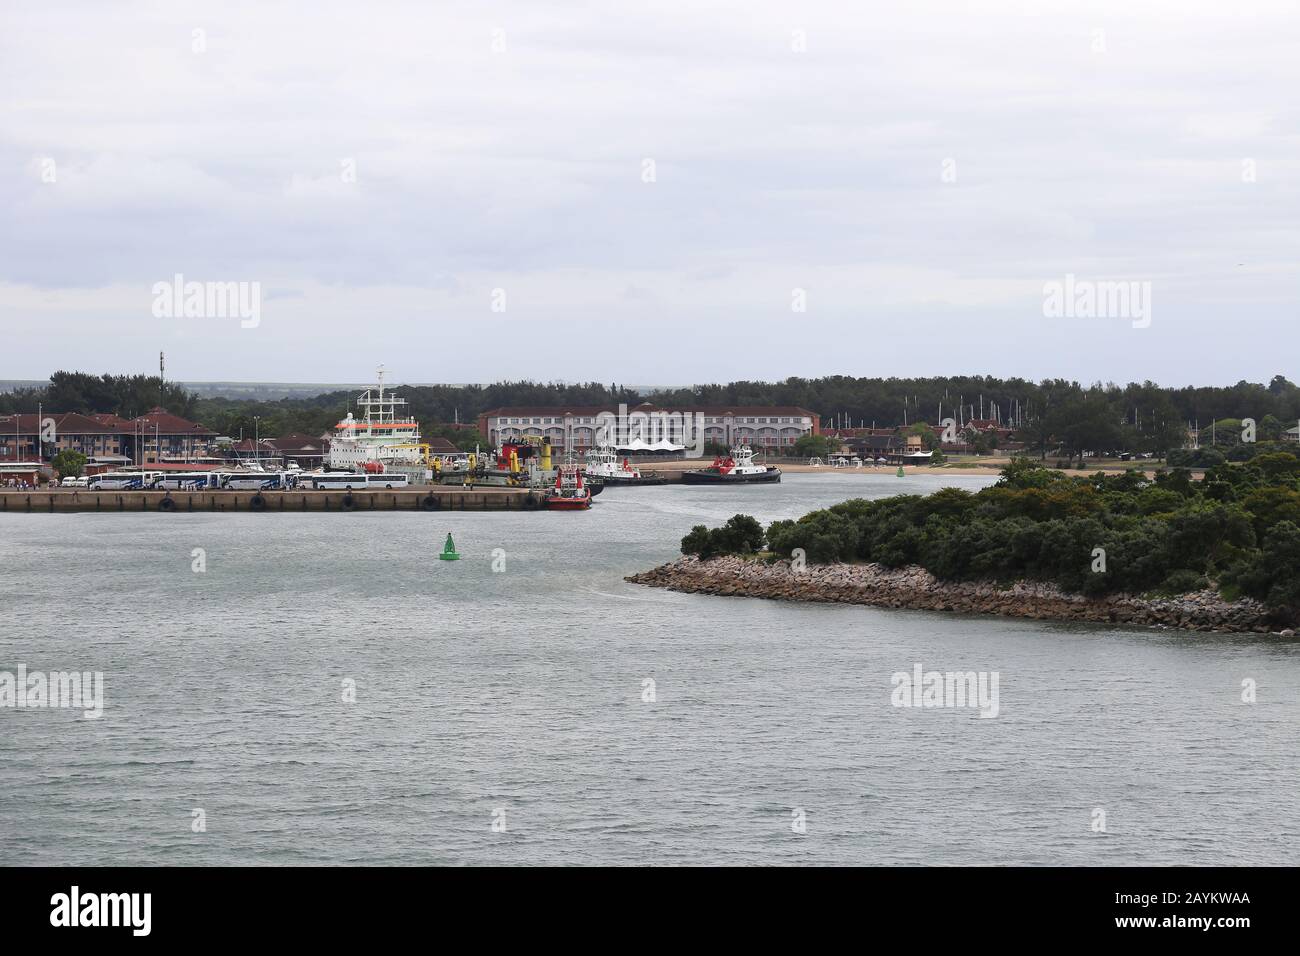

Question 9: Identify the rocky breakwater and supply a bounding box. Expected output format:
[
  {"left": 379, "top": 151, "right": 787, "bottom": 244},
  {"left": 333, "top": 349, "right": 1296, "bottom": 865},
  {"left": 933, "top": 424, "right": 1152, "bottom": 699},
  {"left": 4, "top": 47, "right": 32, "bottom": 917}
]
[{"left": 626, "top": 555, "right": 1290, "bottom": 634}]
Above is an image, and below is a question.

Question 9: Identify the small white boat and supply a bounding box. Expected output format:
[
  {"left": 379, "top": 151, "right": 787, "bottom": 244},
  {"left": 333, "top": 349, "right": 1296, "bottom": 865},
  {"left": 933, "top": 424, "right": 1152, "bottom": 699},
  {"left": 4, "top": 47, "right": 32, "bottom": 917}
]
[{"left": 583, "top": 446, "right": 666, "bottom": 485}]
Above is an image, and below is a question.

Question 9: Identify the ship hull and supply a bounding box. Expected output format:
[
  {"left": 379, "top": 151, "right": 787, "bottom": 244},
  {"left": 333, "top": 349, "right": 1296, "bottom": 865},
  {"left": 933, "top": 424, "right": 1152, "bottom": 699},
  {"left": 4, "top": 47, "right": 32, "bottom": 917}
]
[
  {"left": 544, "top": 495, "right": 592, "bottom": 510},
  {"left": 681, "top": 467, "right": 782, "bottom": 484},
  {"left": 587, "top": 472, "right": 667, "bottom": 486},
  {"left": 439, "top": 471, "right": 604, "bottom": 495}
]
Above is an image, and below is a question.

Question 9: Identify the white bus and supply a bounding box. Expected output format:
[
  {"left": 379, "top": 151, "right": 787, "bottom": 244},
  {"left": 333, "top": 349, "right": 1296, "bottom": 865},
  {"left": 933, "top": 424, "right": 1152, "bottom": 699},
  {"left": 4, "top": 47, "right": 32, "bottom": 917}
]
[
  {"left": 309, "top": 472, "right": 408, "bottom": 490},
  {"left": 89, "top": 472, "right": 153, "bottom": 490},
  {"left": 222, "top": 472, "right": 297, "bottom": 491},
  {"left": 153, "top": 472, "right": 219, "bottom": 490},
  {"left": 308, "top": 472, "right": 363, "bottom": 490}
]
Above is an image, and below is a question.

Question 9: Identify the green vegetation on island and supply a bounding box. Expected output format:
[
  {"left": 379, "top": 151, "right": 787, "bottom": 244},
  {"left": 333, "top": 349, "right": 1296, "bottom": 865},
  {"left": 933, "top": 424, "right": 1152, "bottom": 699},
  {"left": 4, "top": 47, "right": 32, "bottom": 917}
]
[{"left": 680, "top": 455, "right": 1300, "bottom": 620}]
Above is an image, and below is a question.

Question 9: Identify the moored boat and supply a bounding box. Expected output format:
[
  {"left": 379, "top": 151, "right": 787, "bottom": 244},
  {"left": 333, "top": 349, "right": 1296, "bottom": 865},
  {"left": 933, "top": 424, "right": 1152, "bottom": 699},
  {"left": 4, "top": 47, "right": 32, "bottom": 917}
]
[
  {"left": 583, "top": 446, "right": 667, "bottom": 485},
  {"left": 545, "top": 466, "right": 592, "bottom": 510},
  {"left": 438, "top": 440, "right": 604, "bottom": 496},
  {"left": 681, "top": 444, "right": 781, "bottom": 484},
  {"left": 328, "top": 367, "right": 428, "bottom": 482}
]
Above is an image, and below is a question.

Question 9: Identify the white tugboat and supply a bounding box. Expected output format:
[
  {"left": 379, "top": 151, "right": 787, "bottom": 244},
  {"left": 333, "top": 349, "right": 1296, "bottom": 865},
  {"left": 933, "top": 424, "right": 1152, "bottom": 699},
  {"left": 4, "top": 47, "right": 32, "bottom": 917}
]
[
  {"left": 583, "top": 446, "right": 667, "bottom": 485},
  {"left": 681, "top": 443, "right": 781, "bottom": 484}
]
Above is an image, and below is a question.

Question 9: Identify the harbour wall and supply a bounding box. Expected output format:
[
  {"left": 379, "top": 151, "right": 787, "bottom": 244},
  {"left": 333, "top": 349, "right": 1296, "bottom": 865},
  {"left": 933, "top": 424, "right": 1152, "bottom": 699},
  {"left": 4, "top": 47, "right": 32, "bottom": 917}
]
[{"left": 0, "top": 488, "right": 533, "bottom": 514}]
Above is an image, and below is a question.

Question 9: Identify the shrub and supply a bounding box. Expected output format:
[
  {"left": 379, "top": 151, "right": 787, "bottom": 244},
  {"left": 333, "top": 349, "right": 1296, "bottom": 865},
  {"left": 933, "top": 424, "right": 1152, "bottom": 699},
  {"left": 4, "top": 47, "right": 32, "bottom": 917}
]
[
  {"left": 681, "top": 525, "right": 716, "bottom": 559},
  {"left": 713, "top": 514, "right": 765, "bottom": 554},
  {"left": 1158, "top": 569, "right": 1209, "bottom": 595},
  {"left": 681, "top": 514, "right": 766, "bottom": 559},
  {"left": 767, "top": 510, "right": 858, "bottom": 563},
  {"left": 1168, "top": 447, "right": 1226, "bottom": 468},
  {"left": 997, "top": 457, "right": 1064, "bottom": 490},
  {"left": 674, "top": 458, "right": 1300, "bottom": 616}
]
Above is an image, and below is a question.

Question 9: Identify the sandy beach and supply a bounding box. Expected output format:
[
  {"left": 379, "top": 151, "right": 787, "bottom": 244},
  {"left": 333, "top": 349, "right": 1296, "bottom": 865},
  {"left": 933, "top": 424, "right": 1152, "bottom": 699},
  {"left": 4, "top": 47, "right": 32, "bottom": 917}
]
[{"left": 642, "top": 459, "right": 1170, "bottom": 478}]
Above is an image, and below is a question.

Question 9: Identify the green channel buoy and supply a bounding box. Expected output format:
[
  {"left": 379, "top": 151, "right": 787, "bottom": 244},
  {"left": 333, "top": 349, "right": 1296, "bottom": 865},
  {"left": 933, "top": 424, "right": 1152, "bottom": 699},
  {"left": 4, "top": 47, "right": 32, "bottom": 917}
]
[
  {"left": 896, "top": 466, "right": 905, "bottom": 477},
  {"left": 439, "top": 532, "right": 460, "bottom": 560}
]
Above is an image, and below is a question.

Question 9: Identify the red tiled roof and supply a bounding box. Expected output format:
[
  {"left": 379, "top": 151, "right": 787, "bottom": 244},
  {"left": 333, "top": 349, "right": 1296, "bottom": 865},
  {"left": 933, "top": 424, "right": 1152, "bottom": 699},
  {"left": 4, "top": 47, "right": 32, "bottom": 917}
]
[
  {"left": 268, "top": 434, "right": 326, "bottom": 453},
  {"left": 130, "top": 407, "right": 215, "bottom": 436},
  {"left": 2, "top": 410, "right": 213, "bottom": 436},
  {"left": 0, "top": 412, "right": 119, "bottom": 434},
  {"left": 827, "top": 427, "right": 899, "bottom": 437},
  {"left": 426, "top": 437, "right": 459, "bottom": 453},
  {"left": 55, "top": 412, "right": 125, "bottom": 434},
  {"left": 0, "top": 414, "right": 41, "bottom": 432},
  {"left": 484, "top": 406, "right": 609, "bottom": 418},
  {"left": 484, "top": 404, "right": 818, "bottom": 418},
  {"left": 88, "top": 413, "right": 133, "bottom": 428}
]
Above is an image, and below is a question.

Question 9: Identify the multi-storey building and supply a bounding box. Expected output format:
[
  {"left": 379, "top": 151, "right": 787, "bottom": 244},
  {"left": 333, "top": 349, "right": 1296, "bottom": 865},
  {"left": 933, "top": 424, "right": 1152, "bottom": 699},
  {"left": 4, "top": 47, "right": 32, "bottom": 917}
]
[
  {"left": 0, "top": 407, "right": 214, "bottom": 464},
  {"left": 479, "top": 403, "right": 819, "bottom": 452}
]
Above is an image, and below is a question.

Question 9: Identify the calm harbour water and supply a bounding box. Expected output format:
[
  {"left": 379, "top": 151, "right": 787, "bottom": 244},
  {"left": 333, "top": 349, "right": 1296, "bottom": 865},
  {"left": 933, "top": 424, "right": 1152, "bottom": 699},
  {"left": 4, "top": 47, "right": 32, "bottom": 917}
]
[{"left": 2, "top": 472, "right": 1297, "bottom": 866}]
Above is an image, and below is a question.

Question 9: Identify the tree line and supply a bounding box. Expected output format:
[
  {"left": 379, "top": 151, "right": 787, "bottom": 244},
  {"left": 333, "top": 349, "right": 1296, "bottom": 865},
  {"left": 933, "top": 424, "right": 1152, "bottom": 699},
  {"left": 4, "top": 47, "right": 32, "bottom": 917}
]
[
  {"left": 0, "top": 371, "right": 198, "bottom": 420},
  {"left": 5, "top": 371, "right": 1298, "bottom": 456}
]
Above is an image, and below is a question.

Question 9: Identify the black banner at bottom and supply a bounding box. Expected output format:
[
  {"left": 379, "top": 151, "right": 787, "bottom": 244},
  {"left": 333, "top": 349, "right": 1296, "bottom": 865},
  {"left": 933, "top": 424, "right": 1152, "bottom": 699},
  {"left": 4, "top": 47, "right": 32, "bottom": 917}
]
[{"left": 0, "top": 866, "right": 1286, "bottom": 942}]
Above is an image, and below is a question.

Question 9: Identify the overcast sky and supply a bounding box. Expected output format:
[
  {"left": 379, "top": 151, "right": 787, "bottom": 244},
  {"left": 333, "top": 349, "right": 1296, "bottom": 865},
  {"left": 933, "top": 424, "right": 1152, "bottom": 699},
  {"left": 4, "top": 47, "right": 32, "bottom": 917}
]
[{"left": 1, "top": 1, "right": 1297, "bottom": 388}]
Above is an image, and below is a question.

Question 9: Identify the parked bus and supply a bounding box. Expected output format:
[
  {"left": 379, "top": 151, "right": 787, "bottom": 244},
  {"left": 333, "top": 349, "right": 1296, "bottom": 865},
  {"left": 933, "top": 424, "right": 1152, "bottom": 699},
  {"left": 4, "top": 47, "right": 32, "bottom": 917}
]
[
  {"left": 309, "top": 472, "right": 409, "bottom": 490},
  {"left": 89, "top": 472, "right": 147, "bottom": 490},
  {"left": 222, "top": 472, "right": 298, "bottom": 491},
  {"left": 308, "top": 473, "right": 364, "bottom": 490},
  {"left": 153, "top": 472, "right": 219, "bottom": 490}
]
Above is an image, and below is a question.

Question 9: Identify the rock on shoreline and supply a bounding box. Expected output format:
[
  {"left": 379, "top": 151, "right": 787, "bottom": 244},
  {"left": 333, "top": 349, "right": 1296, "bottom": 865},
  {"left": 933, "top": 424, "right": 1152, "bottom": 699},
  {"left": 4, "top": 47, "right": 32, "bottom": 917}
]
[{"left": 626, "top": 555, "right": 1289, "bottom": 634}]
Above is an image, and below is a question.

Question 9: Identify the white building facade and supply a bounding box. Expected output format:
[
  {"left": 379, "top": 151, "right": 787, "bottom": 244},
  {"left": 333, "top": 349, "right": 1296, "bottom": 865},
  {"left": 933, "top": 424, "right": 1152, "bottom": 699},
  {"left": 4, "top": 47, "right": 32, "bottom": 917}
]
[{"left": 480, "top": 403, "right": 820, "bottom": 453}]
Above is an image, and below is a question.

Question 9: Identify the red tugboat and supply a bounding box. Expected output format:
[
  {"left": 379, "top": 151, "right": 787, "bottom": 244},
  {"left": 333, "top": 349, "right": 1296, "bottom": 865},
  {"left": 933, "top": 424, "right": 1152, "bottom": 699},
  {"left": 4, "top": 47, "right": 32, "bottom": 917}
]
[
  {"left": 682, "top": 443, "right": 782, "bottom": 484},
  {"left": 545, "top": 465, "right": 592, "bottom": 510}
]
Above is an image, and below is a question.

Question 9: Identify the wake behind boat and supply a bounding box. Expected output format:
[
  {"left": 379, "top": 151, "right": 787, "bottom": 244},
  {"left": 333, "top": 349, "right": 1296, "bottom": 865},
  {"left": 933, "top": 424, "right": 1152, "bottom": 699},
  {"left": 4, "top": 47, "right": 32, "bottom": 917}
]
[{"left": 681, "top": 444, "right": 781, "bottom": 484}]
